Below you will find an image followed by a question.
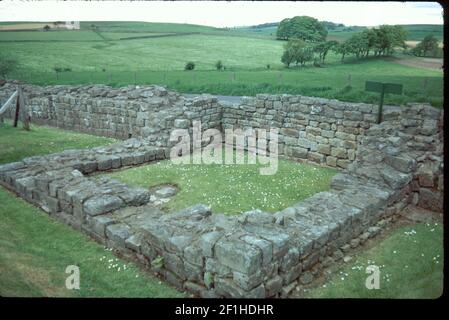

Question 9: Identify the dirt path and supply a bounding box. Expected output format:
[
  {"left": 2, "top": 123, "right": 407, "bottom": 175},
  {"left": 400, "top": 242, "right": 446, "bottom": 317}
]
[{"left": 385, "top": 56, "right": 443, "bottom": 71}]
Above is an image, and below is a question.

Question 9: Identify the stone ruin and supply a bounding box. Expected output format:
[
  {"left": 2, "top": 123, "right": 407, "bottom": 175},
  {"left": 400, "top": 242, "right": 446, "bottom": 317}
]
[{"left": 0, "top": 83, "right": 443, "bottom": 297}]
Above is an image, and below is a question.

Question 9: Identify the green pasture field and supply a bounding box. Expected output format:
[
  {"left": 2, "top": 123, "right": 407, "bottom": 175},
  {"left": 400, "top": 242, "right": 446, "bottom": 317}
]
[
  {"left": 6, "top": 58, "right": 443, "bottom": 108},
  {"left": 0, "top": 30, "right": 103, "bottom": 41},
  {"left": 0, "top": 22, "right": 443, "bottom": 108}
]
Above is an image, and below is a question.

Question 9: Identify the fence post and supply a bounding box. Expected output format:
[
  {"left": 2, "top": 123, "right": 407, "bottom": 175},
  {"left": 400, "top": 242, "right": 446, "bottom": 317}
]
[
  {"left": 13, "top": 86, "right": 21, "bottom": 127},
  {"left": 20, "top": 87, "right": 30, "bottom": 131}
]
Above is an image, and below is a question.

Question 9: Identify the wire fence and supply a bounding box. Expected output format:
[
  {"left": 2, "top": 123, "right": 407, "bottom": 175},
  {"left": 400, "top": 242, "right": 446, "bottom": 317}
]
[{"left": 3, "top": 70, "right": 442, "bottom": 108}]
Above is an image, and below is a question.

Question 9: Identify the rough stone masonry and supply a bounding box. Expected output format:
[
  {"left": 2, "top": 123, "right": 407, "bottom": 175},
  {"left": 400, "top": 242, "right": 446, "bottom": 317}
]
[{"left": 0, "top": 83, "right": 443, "bottom": 297}]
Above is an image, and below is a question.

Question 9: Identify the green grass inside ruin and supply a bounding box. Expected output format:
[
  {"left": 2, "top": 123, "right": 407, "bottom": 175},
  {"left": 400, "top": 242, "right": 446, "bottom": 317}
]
[
  {"left": 104, "top": 151, "right": 339, "bottom": 215},
  {"left": 306, "top": 221, "right": 443, "bottom": 299},
  {"left": 0, "top": 120, "right": 117, "bottom": 165}
]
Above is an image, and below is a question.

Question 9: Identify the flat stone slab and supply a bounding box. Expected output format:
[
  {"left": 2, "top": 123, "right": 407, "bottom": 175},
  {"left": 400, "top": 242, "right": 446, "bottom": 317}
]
[{"left": 151, "top": 185, "right": 179, "bottom": 198}]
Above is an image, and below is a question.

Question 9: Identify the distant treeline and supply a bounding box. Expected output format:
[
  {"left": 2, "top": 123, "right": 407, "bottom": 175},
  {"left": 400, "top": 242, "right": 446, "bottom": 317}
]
[{"left": 276, "top": 16, "right": 444, "bottom": 68}]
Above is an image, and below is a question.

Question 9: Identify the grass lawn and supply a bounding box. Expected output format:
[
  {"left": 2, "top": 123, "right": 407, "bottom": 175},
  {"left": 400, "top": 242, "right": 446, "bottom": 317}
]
[
  {"left": 0, "top": 121, "right": 116, "bottom": 165},
  {"left": 0, "top": 187, "right": 184, "bottom": 297},
  {"left": 306, "top": 222, "right": 443, "bottom": 299},
  {"left": 103, "top": 152, "right": 338, "bottom": 215}
]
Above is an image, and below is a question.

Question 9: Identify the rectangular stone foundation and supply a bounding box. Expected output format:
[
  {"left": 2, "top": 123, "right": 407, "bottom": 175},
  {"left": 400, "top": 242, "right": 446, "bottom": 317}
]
[{"left": 0, "top": 85, "right": 443, "bottom": 297}]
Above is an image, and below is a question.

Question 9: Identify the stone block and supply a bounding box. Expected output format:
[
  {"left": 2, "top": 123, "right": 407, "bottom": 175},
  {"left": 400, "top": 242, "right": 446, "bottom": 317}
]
[
  {"left": 105, "top": 223, "right": 131, "bottom": 248},
  {"left": 83, "top": 195, "right": 124, "bottom": 216},
  {"left": 215, "top": 239, "right": 262, "bottom": 274}
]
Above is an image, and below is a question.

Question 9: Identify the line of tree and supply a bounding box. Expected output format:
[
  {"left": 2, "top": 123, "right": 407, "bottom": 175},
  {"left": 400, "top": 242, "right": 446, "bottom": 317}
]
[
  {"left": 281, "top": 39, "right": 339, "bottom": 67},
  {"left": 280, "top": 20, "right": 408, "bottom": 67},
  {"left": 333, "top": 26, "right": 407, "bottom": 61}
]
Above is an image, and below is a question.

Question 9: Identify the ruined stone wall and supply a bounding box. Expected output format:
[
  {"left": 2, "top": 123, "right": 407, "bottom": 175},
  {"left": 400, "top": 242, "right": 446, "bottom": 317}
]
[
  {"left": 0, "top": 83, "right": 443, "bottom": 297},
  {"left": 0, "top": 101, "right": 443, "bottom": 298},
  {"left": 0, "top": 83, "right": 222, "bottom": 146},
  {"left": 222, "top": 94, "right": 405, "bottom": 169}
]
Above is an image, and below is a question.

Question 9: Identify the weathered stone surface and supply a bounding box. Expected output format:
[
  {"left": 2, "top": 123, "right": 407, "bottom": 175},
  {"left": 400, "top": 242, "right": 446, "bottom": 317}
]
[
  {"left": 154, "top": 186, "right": 178, "bottom": 198},
  {"left": 215, "top": 239, "right": 262, "bottom": 274},
  {"left": 125, "top": 234, "right": 142, "bottom": 253},
  {"left": 417, "top": 188, "right": 443, "bottom": 212},
  {"left": 200, "top": 231, "right": 224, "bottom": 257},
  {"left": 380, "top": 166, "right": 412, "bottom": 190},
  {"left": 105, "top": 223, "right": 131, "bottom": 247},
  {"left": 84, "top": 195, "right": 124, "bottom": 216},
  {"left": 299, "top": 271, "right": 314, "bottom": 285},
  {"left": 87, "top": 215, "right": 115, "bottom": 237}
]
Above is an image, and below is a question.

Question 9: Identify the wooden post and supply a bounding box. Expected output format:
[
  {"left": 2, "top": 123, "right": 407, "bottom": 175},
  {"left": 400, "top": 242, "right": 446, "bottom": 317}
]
[
  {"left": 13, "top": 88, "right": 21, "bottom": 127},
  {"left": 20, "top": 87, "right": 30, "bottom": 131},
  {"left": 377, "top": 84, "right": 385, "bottom": 124}
]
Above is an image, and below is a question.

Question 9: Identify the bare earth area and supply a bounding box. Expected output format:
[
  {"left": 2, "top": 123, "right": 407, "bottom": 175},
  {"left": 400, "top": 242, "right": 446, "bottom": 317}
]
[
  {"left": 0, "top": 23, "right": 50, "bottom": 31},
  {"left": 385, "top": 56, "right": 443, "bottom": 71}
]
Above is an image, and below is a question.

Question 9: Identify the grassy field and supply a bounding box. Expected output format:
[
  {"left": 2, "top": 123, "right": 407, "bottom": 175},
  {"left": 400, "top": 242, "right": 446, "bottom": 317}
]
[
  {"left": 103, "top": 152, "right": 338, "bottom": 215},
  {"left": 0, "top": 34, "right": 284, "bottom": 71},
  {"left": 7, "top": 58, "right": 443, "bottom": 108},
  {"left": 0, "top": 22, "right": 443, "bottom": 107},
  {"left": 306, "top": 222, "right": 443, "bottom": 299}
]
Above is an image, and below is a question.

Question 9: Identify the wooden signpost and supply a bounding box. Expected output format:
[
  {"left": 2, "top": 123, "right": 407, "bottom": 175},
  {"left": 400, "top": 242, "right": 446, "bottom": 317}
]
[
  {"left": 365, "top": 81, "right": 403, "bottom": 124},
  {"left": 0, "top": 85, "right": 30, "bottom": 130}
]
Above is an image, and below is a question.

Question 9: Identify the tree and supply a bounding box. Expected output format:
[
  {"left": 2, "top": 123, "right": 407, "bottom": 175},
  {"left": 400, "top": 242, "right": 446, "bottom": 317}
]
[
  {"left": 313, "top": 40, "right": 338, "bottom": 63},
  {"left": 345, "top": 33, "right": 369, "bottom": 58},
  {"left": 372, "top": 25, "right": 407, "bottom": 56},
  {"left": 43, "top": 25, "right": 50, "bottom": 31},
  {"left": 412, "top": 35, "right": 439, "bottom": 57},
  {"left": 0, "top": 55, "right": 17, "bottom": 79},
  {"left": 276, "top": 16, "right": 327, "bottom": 42},
  {"left": 215, "top": 60, "right": 223, "bottom": 71},
  {"left": 281, "top": 40, "right": 314, "bottom": 67},
  {"left": 184, "top": 62, "right": 195, "bottom": 71},
  {"left": 295, "top": 45, "right": 314, "bottom": 66},
  {"left": 281, "top": 49, "right": 294, "bottom": 68},
  {"left": 333, "top": 42, "right": 351, "bottom": 61}
]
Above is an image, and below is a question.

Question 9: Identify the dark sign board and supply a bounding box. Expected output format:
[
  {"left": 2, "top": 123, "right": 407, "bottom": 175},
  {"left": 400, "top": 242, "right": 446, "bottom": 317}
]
[
  {"left": 365, "top": 81, "right": 403, "bottom": 123},
  {"left": 365, "top": 81, "right": 403, "bottom": 95}
]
